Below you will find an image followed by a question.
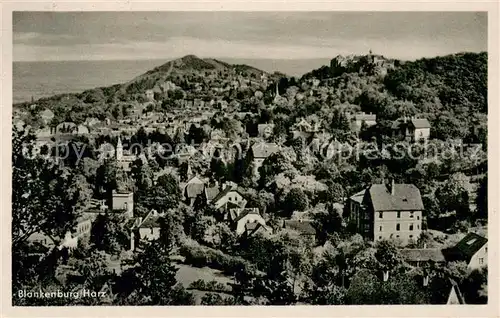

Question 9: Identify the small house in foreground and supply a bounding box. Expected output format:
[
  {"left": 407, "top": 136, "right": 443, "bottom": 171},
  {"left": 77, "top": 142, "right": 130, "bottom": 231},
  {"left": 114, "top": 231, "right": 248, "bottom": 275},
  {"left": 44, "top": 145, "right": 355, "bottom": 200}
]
[{"left": 444, "top": 232, "right": 487, "bottom": 270}]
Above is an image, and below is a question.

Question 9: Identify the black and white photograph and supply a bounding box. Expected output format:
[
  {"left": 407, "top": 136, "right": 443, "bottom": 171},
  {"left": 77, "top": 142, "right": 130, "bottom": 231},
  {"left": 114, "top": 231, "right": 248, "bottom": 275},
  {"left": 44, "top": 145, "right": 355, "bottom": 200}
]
[{"left": 10, "top": 9, "right": 492, "bottom": 308}]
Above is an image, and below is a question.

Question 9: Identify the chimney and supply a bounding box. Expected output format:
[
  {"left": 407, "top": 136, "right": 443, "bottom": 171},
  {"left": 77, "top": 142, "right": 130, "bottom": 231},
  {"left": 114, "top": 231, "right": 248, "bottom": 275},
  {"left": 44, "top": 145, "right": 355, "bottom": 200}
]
[{"left": 387, "top": 179, "right": 395, "bottom": 195}]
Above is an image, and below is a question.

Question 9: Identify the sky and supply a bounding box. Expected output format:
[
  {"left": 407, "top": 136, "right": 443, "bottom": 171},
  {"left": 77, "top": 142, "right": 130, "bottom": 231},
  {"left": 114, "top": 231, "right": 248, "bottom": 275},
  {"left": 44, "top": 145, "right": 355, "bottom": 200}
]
[{"left": 13, "top": 12, "right": 487, "bottom": 62}]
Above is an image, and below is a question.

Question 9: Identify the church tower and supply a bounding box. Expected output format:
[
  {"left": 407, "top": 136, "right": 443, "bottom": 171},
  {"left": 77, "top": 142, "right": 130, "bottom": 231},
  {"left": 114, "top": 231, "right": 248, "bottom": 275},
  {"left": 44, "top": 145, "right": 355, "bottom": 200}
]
[{"left": 116, "top": 137, "right": 123, "bottom": 161}]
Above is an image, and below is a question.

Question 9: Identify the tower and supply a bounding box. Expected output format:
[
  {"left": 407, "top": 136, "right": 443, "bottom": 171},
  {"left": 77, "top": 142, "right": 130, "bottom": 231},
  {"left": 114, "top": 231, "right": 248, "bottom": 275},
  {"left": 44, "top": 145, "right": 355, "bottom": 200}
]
[{"left": 116, "top": 137, "right": 123, "bottom": 161}]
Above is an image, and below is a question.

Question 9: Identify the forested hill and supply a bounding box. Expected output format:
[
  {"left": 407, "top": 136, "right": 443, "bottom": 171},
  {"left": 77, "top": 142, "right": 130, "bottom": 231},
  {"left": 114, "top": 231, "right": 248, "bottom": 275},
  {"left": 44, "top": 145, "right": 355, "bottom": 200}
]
[
  {"left": 15, "top": 52, "right": 487, "bottom": 143},
  {"left": 300, "top": 52, "right": 487, "bottom": 141}
]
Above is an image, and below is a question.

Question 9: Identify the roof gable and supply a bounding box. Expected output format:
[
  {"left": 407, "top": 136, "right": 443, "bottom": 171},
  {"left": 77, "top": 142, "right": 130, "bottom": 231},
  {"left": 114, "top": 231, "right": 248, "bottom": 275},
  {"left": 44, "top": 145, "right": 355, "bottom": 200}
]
[{"left": 234, "top": 208, "right": 261, "bottom": 223}]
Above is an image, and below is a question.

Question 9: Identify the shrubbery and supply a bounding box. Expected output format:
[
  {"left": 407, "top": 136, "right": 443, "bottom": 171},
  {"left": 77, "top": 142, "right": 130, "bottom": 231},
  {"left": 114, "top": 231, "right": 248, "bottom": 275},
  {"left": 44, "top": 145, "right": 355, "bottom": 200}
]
[
  {"left": 180, "top": 241, "right": 251, "bottom": 275},
  {"left": 188, "top": 279, "right": 231, "bottom": 293}
]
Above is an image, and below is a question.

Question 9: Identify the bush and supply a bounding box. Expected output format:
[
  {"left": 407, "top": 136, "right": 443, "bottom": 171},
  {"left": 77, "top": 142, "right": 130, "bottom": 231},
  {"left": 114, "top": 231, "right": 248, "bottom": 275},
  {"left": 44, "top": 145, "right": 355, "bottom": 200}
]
[
  {"left": 188, "top": 279, "right": 230, "bottom": 293},
  {"left": 180, "top": 241, "right": 251, "bottom": 275}
]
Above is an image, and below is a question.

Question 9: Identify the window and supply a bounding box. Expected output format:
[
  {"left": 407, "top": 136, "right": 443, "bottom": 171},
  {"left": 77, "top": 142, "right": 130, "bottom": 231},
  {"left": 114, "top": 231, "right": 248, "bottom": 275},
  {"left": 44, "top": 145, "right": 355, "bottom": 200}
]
[
  {"left": 396, "top": 224, "right": 400, "bottom": 231},
  {"left": 479, "top": 258, "right": 484, "bottom": 265},
  {"left": 379, "top": 226, "right": 382, "bottom": 231},
  {"left": 150, "top": 228, "right": 154, "bottom": 234},
  {"left": 379, "top": 236, "right": 382, "bottom": 240},
  {"left": 409, "top": 224, "right": 414, "bottom": 231},
  {"left": 410, "top": 211, "right": 414, "bottom": 218},
  {"left": 397, "top": 212, "right": 401, "bottom": 218},
  {"left": 396, "top": 235, "right": 400, "bottom": 238},
  {"left": 409, "top": 235, "right": 413, "bottom": 239},
  {"left": 417, "top": 225, "right": 420, "bottom": 230},
  {"left": 379, "top": 212, "right": 383, "bottom": 219},
  {"left": 417, "top": 216, "right": 420, "bottom": 220}
]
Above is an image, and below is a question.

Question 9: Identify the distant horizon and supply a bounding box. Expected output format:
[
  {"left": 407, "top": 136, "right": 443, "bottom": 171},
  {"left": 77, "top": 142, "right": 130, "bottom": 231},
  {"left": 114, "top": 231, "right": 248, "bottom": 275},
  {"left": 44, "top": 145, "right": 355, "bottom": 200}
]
[{"left": 12, "top": 50, "right": 487, "bottom": 64}]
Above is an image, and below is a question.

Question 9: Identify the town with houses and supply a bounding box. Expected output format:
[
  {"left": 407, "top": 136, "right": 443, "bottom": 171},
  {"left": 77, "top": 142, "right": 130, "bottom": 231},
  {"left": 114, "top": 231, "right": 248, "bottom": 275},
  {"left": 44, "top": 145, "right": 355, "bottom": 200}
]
[{"left": 12, "top": 52, "right": 488, "bottom": 306}]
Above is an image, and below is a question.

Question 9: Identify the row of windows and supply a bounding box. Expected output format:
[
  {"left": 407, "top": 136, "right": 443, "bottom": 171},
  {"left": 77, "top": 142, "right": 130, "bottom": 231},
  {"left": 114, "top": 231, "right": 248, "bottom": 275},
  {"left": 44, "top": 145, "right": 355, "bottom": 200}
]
[
  {"left": 378, "top": 211, "right": 420, "bottom": 219},
  {"left": 378, "top": 224, "right": 419, "bottom": 231}
]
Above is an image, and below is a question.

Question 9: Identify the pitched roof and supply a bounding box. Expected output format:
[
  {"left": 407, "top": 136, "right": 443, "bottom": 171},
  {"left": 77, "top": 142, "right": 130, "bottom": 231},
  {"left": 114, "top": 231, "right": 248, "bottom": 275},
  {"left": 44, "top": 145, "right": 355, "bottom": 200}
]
[
  {"left": 205, "top": 185, "right": 220, "bottom": 201},
  {"left": 185, "top": 182, "right": 205, "bottom": 199},
  {"left": 367, "top": 183, "right": 424, "bottom": 211},
  {"left": 251, "top": 142, "right": 279, "bottom": 159},
  {"left": 449, "top": 232, "right": 487, "bottom": 261},
  {"left": 283, "top": 220, "right": 316, "bottom": 235},
  {"left": 400, "top": 248, "right": 446, "bottom": 263},
  {"left": 211, "top": 187, "right": 245, "bottom": 204},
  {"left": 350, "top": 189, "right": 366, "bottom": 204},
  {"left": 410, "top": 118, "right": 431, "bottom": 129},
  {"left": 234, "top": 208, "right": 261, "bottom": 223},
  {"left": 244, "top": 222, "right": 270, "bottom": 236},
  {"left": 139, "top": 212, "right": 162, "bottom": 228},
  {"left": 448, "top": 279, "right": 466, "bottom": 304}
]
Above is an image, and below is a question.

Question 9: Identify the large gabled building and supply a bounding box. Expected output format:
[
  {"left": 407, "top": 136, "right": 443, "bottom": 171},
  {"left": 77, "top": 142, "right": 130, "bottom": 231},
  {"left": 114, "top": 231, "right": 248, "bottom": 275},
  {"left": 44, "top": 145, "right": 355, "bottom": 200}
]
[{"left": 348, "top": 180, "right": 424, "bottom": 245}]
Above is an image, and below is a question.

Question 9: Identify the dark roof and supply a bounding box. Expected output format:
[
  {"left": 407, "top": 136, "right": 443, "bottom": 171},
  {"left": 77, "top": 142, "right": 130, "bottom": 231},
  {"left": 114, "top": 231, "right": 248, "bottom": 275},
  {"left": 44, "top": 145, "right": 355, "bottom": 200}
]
[
  {"left": 367, "top": 183, "right": 424, "bottom": 211},
  {"left": 244, "top": 222, "right": 269, "bottom": 236},
  {"left": 283, "top": 220, "right": 316, "bottom": 235},
  {"left": 447, "top": 232, "right": 487, "bottom": 262},
  {"left": 400, "top": 248, "right": 446, "bottom": 263},
  {"left": 234, "top": 208, "right": 261, "bottom": 223},
  {"left": 410, "top": 118, "right": 431, "bottom": 129},
  {"left": 251, "top": 142, "right": 279, "bottom": 158},
  {"left": 211, "top": 187, "right": 245, "bottom": 204}
]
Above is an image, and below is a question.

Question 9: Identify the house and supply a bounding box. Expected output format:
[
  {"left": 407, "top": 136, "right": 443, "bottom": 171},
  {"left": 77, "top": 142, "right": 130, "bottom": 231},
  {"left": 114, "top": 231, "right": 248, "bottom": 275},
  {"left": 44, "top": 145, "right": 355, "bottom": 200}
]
[
  {"left": 400, "top": 248, "right": 446, "bottom": 267},
  {"left": 182, "top": 176, "right": 206, "bottom": 206},
  {"left": 250, "top": 142, "right": 279, "bottom": 176},
  {"left": 347, "top": 180, "right": 424, "bottom": 245},
  {"left": 444, "top": 232, "right": 487, "bottom": 270},
  {"left": 283, "top": 220, "right": 317, "bottom": 244},
  {"left": 27, "top": 232, "right": 57, "bottom": 250},
  {"left": 352, "top": 112, "right": 377, "bottom": 132},
  {"left": 211, "top": 186, "right": 247, "bottom": 211},
  {"left": 232, "top": 209, "right": 268, "bottom": 236},
  {"left": 447, "top": 280, "right": 466, "bottom": 304},
  {"left": 392, "top": 117, "right": 431, "bottom": 142},
  {"left": 130, "top": 209, "right": 162, "bottom": 251},
  {"left": 112, "top": 190, "right": 134, "bottom": 218}
]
